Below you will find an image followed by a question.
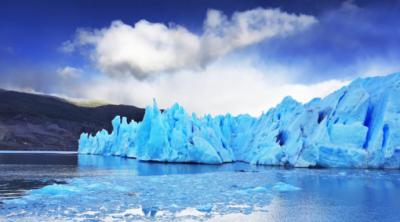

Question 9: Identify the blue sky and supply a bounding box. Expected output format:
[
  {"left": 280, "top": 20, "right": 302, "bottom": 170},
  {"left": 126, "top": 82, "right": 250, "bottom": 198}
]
[{"left": 1, "top": 0, "right": 400, "bottom": 115}]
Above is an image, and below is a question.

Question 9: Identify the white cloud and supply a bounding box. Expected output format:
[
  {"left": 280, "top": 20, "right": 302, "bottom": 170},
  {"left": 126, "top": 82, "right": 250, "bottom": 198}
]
[
  {"left": 201, "top": 8, "right": 316, "bottom": 59},
  {"left": 76, "top": 60, "right": 347, "bottom": 116},
  {"left": 57, "top": 66, "right": 82, "bottom": 78},
  {"left": 57, "top": 7, "right": 347, "bottom": 116},
  {"left": 64, "top": 8, "right": 316, "bottom": 79},
  {"left": 355, "top": 57, "right": 400, "bottom": 77},
  {"left": 59, "top": 41, "right": 75, "bottom": 53}
]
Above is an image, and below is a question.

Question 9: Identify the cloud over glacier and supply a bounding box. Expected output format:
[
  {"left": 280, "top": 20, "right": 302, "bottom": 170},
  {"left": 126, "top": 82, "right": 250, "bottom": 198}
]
[
  {"left": 53, "top": 7, "right": 334, "bottom": 116},
  {"left": 63, "top": 8, "right": 316, "bottom": 78},
  {"left": 77, "top": 60, "right": 347, "bottom": 116}
]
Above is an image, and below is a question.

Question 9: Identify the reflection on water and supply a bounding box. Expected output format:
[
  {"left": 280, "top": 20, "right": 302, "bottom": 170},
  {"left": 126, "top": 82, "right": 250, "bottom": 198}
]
[
  {"left": 0, "top": 153, "right": 264, "bottom": 203},
  {"left": 0, "top": 153, "right": 78, "bottom": 202},
  {"left": 0, "top": 153, "right": 400, "bottom": 221},
  {"left": 0, "top": 179, "right": 66, "bottom": 201},
  {"left": 78, "top": 154, "right": 262, "bottom": 176},
  {"left": 0, "top": 152, "right": 77, "bottom": 165}
]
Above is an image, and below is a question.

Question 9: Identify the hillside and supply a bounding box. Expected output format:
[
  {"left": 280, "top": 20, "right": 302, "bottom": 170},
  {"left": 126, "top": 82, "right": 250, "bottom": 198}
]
[{"left": 0, "top": 89, "right": 144, "bottom": 150}]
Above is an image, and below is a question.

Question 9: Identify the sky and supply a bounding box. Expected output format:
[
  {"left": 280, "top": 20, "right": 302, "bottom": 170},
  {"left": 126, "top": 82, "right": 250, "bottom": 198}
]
[{"left": 1, "top": 0, "right": 400, "bottom": 116}]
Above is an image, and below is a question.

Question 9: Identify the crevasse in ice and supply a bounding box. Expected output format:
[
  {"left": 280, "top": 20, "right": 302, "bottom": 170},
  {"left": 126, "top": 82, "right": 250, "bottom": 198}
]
[{"left": 79, "top": 73, "right": 400, "bottom": 168}]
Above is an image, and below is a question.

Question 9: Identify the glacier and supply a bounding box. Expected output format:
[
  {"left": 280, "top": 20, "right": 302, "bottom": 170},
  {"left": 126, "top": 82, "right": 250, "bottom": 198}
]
[{"left": 79, "top": 73, "right": 400, "bottom": 168}]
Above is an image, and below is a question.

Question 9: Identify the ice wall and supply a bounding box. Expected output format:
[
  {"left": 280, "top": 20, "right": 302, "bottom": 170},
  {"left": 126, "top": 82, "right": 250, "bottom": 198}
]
[{"left": 79, "top": 73, "right": 400, "bottom": 168}]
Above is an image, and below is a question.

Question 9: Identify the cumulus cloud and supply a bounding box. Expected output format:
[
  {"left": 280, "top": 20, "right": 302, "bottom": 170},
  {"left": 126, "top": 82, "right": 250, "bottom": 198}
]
[
  {"left": 201, "top": 8, "right": 316, "bottom": 60},
  {"left": 63, "top": 8, "right": 316, "bottom": 79},
  {"left": 53, "top": 7, "right": 352, "bottom": 116},
  {"left": 54, "top": 7, "right": 354, "bottom": 116},
  {"left": 57, "top": 66, "right": 82, "bottom": 78},
  {"left": 74, "top": 60, "right": 347, "bottom": 116}
]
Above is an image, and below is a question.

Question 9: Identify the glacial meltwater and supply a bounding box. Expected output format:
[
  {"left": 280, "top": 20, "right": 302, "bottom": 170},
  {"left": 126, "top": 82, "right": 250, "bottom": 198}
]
[{"left": 0, "top": 152, "right": 400, "bottom": 222}]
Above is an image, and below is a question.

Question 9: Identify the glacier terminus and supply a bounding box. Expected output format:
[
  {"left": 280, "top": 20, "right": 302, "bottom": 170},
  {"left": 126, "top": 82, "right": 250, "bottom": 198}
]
[{"left": 79, "top": 73, "right": 400, "bottom": 169}]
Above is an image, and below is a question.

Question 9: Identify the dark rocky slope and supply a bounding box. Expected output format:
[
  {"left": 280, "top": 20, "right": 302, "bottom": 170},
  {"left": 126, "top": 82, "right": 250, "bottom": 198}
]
[{"left": 0, "top": 89, "right": 144, "bottom": 151}]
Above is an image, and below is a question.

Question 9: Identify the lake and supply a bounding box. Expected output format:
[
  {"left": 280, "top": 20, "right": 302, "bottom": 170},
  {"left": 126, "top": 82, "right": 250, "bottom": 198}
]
[{"left": 0, "top": 152, "right": 400, "bottom": 221}]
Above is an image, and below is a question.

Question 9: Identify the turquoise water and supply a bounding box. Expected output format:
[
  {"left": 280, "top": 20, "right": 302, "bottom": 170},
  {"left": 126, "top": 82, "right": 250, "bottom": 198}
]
[{"left": 0, "top": 153, "right": 400, "bottom": 221}]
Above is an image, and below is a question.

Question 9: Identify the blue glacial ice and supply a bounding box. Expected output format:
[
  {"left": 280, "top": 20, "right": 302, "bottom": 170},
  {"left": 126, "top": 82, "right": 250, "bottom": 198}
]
[{"left": 79, "top": 73, "right": 400, "bottom": 168}]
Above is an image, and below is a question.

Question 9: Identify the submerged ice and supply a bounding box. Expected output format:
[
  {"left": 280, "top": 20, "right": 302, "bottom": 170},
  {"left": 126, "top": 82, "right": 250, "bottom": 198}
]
[{"left": 79, "top": 73, "right": 400, "bottom": 168}]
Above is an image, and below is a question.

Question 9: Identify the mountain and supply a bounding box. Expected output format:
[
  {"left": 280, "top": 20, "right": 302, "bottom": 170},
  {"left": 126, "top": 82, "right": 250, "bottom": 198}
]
[
  {"left": 0, "top": 89, "right": 144, "bottom": 150},
  {"left": 79, "top": 73, "right": 400, "bottom": 169}
]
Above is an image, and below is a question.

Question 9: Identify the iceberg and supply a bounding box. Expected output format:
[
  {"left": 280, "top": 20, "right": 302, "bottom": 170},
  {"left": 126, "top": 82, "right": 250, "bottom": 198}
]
[{"left": 79, "top": 73, "right": 400, "bottom": 168}]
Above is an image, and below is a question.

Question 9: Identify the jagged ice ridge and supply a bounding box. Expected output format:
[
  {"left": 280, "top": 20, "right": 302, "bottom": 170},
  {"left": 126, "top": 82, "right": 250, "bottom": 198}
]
[{"left": 79, "top": 73, "right": 400, "bottom": 168}]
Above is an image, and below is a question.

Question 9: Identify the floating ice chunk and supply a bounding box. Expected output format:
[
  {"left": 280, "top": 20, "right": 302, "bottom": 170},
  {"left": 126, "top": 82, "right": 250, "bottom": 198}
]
[
  {"left": 29, "top": 184, "right": 80, "bottom": 196},
  {"left": 248, "top": 186, "right": 269, "bottom": 193},
  {"left": 176, "top": 208, "right": 205, "bottom": 217},
  {"left": 196, "top": 204, "right": 213, "bottom": 213},
  {"left": 271, "top": 182, "right": 301, "bottom": 192},
  {"left": 236, "top": 185, "right": 270, "bottom": 194}
]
